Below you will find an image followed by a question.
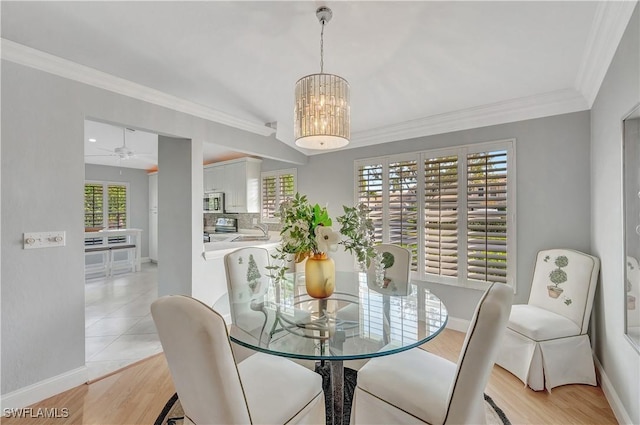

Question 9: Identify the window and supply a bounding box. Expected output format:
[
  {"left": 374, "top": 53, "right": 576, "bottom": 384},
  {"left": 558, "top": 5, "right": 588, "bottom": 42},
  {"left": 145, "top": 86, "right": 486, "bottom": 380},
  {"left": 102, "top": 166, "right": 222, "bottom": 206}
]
[
  {"left": 388, "top": 160, "right": 420, "bottom": 269},
  {"left": 261, "top": 169, "right": 297, "bottom": 223},
  {"left": 84, "top": 181, "right": 129, "bottom": 244},
  {"left": 108, "top": 185, "right": 127, "bottom": 229},
  {"left": 84, "top": 183, "right": 104, "bottom": 228},
  {"left": 355, "top": 140, "right": 515, "bottom": 288},
  {"left": 424, "top": 155, "right": 459, "bottom": 278},
  {"left": 466, "top": 151, "right": 509, "bottom": 284}
]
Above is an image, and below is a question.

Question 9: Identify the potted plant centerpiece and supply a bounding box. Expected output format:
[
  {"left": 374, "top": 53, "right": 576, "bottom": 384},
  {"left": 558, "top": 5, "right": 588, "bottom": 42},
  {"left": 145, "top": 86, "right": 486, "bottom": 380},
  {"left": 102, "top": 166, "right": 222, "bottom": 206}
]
[{"left": 269, "top": 193, "right": 376, "bottom": 298}]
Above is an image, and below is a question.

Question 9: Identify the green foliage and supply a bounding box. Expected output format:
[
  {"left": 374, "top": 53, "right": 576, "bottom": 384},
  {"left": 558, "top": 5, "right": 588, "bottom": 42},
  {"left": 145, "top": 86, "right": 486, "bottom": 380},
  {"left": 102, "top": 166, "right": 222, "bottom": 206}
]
[
  {"left": 548, "top": 255, "right": 569, "bottom": 287},
  {"left": 246, "top": 254, "right": 261, "bottom": 292},
  {"left": 554, "top": 256, "right": 569, "bottom": 268},
  {"left": 268, "top": 193, "right": 376, "bottom": 284},
  {"left": 277, "top": 193, "right": 317, "bottom": 257},
  {"left": 381, "top": 252, "right": 395, "bottom": 269},
  {"left": 336, "top": 203, "right": 376, "bottom": 269},
  {"left": 549, "top": 268, "right": 567, "bottom": 286},
  {"left": 247, "top": 254, "right": 261, "bottom": 280},
  {"left": 312, "top": 204, "right": 332, "bottom": 228}
]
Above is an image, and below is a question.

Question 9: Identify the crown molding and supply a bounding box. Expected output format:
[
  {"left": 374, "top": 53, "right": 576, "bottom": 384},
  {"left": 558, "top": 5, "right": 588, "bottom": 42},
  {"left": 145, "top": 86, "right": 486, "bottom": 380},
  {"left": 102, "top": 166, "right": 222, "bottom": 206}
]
[
  {"left": 0, "top": 39, "right": 276, "bottom": 137},
  {"left": 575, "top": 1, "right": 638, "bottom": 107},
  {"left": 348, "top": 89, "right": 590, "bottom": 148}
]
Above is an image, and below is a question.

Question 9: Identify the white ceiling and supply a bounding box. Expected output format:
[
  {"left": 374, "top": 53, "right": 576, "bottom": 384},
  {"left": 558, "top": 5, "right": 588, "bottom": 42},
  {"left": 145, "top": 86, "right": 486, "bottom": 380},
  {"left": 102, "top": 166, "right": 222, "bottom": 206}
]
[
  {"left": 1, "top": 1, "right": 634, "bottom": 169},
  {"left": 84, "top": 119, "right": 245, "bottom": 170},
  {"left": 84, "top": 121, "right": 159, "bottom": 170}
]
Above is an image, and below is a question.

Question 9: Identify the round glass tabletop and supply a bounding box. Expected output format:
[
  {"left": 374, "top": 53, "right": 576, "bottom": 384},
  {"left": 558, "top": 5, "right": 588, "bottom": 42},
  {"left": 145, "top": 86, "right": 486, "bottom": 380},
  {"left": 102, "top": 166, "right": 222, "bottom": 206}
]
[{"left": 216, "top": 271, "right": 448, "bottom": 361}]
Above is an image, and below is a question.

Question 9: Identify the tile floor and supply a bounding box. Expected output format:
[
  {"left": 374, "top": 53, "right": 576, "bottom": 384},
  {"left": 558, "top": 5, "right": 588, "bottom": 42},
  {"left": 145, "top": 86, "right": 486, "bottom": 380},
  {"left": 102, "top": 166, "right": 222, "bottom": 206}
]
[{"left": 85, "top": 263, "right": 161, "bottom": 381}]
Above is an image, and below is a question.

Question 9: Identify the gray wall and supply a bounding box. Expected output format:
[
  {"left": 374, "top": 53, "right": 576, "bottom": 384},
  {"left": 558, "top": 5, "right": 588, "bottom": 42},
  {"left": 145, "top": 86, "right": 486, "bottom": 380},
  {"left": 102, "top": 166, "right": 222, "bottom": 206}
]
[
  {"left": 0, "top": 59, "right": 303, "bottom": 396},
  {"left": 157, "top": 136, "right": 205, "bottom": 298},
  {"left": 84, "top": 164, "right": 150, "bottom": 258},
  {"left": 590, "top": 4, "right": 639, "bottom": 424},
  {"left": 264, "top": 110, "right": 592, "bottom": 320}
]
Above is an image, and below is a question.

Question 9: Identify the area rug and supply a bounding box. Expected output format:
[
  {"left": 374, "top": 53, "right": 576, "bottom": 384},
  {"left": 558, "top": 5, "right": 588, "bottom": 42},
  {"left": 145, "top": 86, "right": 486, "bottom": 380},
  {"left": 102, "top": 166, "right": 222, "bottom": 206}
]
[{"left": 155, "top": 366, "right": 511, "bottom": 425}]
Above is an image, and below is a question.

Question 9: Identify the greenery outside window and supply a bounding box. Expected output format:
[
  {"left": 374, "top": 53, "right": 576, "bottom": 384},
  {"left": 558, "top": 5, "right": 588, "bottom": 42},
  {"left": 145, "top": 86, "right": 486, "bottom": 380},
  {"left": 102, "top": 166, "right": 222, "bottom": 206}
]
[{"left": 84, "top": 181, "right": 129, "bottom": 244}]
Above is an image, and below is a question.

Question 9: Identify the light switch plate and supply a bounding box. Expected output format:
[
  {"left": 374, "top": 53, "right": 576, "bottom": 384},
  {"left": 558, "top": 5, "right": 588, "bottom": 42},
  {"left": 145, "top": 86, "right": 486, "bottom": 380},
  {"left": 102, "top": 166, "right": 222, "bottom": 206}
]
[{"left": 23, "top": 231, "right": 66, "bottom": 249}]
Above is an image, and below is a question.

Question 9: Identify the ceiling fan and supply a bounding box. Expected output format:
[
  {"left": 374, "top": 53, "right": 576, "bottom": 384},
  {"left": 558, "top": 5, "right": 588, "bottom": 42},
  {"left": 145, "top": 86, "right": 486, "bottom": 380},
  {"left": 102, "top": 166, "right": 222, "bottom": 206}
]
[{"left": 85, "top": 127, "right": 153, "bottom": 162}]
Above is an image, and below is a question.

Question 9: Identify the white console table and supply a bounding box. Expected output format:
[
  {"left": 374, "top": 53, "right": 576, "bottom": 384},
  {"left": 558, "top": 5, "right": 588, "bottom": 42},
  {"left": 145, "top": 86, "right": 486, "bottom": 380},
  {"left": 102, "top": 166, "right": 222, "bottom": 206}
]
[{"left": 84, "top": 228, "right": 143, "bottom": 275}]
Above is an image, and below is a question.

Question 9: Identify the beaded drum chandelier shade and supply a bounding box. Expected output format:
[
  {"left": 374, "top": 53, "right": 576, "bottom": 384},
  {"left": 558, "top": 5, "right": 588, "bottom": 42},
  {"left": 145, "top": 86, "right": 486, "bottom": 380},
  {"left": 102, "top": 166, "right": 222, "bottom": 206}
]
[{"left": 294, "top": 7, "right": 350, "bottom": 150}]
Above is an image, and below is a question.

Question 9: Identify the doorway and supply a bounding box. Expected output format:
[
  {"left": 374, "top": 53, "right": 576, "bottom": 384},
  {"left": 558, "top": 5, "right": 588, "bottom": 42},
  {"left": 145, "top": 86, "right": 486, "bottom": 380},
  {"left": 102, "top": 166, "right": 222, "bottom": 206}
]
[{"left": 83, "top": 119, "right": 161, "bottom": 380}]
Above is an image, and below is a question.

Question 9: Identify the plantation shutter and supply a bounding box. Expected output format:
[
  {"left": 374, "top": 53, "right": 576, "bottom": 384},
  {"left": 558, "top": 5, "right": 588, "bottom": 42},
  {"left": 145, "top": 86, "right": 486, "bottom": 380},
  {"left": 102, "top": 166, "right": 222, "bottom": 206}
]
[
  {"left": 262, "top": 175, "right": 277, "bottom": 218},
  {"left": 280, "top": 173, "right": 295, "bottom": 205},
  {"left": 424, "top": 155, "right": 459, "bottom": 278},
  {"left": 84, "top": 183, "right": 104, "bottom": 228},
  {"left": 388, "top": 160, "right": 419, "bottom": 270},
  {"left": 359, "top": 276, "right": 419, "bottom": 343},
  {"left": 356, "top": 163, "right": 384, "bottom": 243},
  {"left": 355, "top": 140, "right": 514, "bottom": 288},
  {"left": 466, "top": 150, "right": 508, "bottom": 283},
  {"left": 261, "top": 172, "right": 296, "bottom": 221},
  {"left": 107, "top": 185, "right": 127, "bottom": 229}
]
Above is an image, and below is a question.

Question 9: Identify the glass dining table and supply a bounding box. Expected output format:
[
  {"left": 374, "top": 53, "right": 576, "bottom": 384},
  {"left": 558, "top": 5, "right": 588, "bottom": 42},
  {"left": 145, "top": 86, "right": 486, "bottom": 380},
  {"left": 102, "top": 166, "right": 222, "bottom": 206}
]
[{"left": 214, "top": 270, "right": 448, "bottom": 425}]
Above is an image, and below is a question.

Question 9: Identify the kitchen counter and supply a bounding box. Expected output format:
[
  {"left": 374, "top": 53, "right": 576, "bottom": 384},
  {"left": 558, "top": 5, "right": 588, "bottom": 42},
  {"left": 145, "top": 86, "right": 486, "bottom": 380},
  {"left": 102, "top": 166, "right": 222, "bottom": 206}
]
[{"left": 202, "top": 231, "right": 281, "bottom": 260}]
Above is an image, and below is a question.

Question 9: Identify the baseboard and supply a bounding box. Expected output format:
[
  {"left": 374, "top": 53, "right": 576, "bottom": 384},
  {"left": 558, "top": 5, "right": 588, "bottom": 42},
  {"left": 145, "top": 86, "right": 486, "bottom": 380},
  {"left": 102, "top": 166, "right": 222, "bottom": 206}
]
[
  {"left": 446, "top": 316, "right": 470, "bottom": 333},
  {"left": 593, "top": 356, "right": 633, "bottom": 424},
  {"left": 141, "top": 256, "right": 151, "bottom": 263},
  {"left": 0, "top": 366, "right": 87, "bottom": 410}
]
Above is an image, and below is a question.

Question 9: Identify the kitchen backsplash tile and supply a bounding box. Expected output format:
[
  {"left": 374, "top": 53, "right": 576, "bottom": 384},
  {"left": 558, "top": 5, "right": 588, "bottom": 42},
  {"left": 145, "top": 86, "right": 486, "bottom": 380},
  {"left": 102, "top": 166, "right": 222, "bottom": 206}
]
[{"left": 204, "top": 213, "right": 281, "bottom": 232}]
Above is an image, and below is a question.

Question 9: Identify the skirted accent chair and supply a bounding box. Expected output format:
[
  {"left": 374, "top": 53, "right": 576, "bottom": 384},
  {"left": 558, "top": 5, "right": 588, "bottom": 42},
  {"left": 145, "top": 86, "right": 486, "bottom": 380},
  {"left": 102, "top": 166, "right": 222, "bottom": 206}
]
[
  {"left": 151, "top": 295, "right": 325, "bottom": 425},
  {"left": 351, "top": 283, "right": 513, "bottom": 425},
  {"left": 495, "top": 249, "right": 600, "bottom": 391}
]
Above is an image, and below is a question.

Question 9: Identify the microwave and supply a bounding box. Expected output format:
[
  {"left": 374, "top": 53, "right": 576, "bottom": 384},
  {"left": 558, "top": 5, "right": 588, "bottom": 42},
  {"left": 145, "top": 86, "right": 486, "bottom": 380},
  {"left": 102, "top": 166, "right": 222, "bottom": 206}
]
[{"left": 204, "top": 192, "right": 225, "bottom": 212}]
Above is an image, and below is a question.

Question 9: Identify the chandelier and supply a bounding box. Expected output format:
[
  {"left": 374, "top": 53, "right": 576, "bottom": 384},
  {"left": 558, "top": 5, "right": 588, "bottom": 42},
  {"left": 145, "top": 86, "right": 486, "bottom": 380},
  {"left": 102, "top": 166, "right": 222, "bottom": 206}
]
[{"left": 294, "top": 6, "right": 350, "bottom": 150}]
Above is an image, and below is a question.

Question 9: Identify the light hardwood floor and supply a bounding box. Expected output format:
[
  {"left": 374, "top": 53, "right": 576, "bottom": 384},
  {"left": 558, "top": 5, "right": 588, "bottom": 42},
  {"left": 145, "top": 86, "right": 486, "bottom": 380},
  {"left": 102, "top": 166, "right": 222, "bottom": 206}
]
[{"left": 3, "top": 329, "right": 617, "bottom": 425}]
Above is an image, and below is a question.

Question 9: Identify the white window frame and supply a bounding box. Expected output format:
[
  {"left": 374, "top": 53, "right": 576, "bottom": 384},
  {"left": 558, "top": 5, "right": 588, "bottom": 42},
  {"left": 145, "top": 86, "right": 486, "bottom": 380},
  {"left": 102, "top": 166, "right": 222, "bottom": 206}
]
[
  {"left": 354, "top": 139, "right": 516, "bottom": 290},
  {"left": 84, "top": 180, "right": 130, "bottom": 230},
  {"left": 260, "top": 168, "right": 297, "bottom": 224}
]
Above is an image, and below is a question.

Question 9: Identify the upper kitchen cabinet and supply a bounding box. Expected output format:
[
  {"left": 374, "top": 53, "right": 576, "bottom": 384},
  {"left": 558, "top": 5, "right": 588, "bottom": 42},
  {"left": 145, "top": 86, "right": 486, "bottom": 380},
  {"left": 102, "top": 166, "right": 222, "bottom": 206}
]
[
  {"left": 203, "top": 157, "right": 262, "bottom": 213},
  {"left": 204, "top": 164, "right": 225, "bottom": 193}
]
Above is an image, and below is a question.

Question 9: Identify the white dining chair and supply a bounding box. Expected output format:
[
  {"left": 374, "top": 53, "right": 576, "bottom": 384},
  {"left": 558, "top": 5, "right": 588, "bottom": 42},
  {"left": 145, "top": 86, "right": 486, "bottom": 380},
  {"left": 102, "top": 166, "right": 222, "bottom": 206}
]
[
  {"left": 151, "top": 295, "right": 325, "bottom": 425},
  {"left": 366, "top": 243, "right": 412, "bottom": 295},
  {"left": 224, "top": 247, "right": 274, "bottom": 345},
  {"left": 224, "top": 247, "right": 316, "bottom": 368},
  {"left": 351, "top": 283, "right": 513, "bottom": 425},
  {"left": 495, "top": 248, "right": 600, "bottom": 391}
]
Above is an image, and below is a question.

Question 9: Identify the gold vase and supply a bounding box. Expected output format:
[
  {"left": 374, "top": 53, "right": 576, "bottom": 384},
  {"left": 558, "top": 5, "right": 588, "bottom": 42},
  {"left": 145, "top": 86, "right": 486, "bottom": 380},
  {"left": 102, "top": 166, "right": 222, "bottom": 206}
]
[{"left": 305, "top": 253, "right": 335, "bottom": 299}]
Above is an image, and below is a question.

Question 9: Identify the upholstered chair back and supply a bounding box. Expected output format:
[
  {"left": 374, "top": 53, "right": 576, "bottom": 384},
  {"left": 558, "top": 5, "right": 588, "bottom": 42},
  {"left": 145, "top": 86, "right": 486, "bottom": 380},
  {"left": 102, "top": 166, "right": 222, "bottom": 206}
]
[
  {"left": 224, "top": 247, "right": 273, "bottom": 342},
  {"left": 366, "top": 244, "right": 412, "bottom": 295},
  {"left": 446, "top": 283, "right": 513, "bottom": 424},
  {"left": 528, "top": 249, "right": 600, "bottom": 334},
  {"left": 151, "top": 295, "right": 251, "bottom": 425}
]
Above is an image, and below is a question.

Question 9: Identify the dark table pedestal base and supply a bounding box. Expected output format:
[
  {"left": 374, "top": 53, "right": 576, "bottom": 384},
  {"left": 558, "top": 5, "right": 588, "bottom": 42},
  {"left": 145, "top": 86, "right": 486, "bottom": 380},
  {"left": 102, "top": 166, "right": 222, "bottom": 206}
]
[{"left": 314, "top": 362, "right": 358, "bottom": 425}]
